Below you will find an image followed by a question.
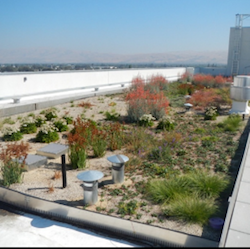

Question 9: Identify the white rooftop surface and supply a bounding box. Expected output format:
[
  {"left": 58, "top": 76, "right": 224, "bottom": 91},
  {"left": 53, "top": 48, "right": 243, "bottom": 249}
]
[{"left": 0, "top": 209, "right": 141, "bottom": 247}]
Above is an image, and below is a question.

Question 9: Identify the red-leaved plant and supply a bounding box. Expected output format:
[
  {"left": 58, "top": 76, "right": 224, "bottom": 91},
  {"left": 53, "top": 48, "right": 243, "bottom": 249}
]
[{"left": 126, "top": 76, "right": 170, "bottom": 121}]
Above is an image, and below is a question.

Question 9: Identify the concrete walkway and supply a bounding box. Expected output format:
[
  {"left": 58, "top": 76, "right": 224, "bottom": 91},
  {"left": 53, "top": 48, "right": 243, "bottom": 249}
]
[{"left": 0, "top": 204, "right": 142, "bottom": 247}]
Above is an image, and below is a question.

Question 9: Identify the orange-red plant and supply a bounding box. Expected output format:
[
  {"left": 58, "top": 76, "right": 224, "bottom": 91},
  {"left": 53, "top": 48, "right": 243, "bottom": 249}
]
[
  {"left": 0, "top": 141, "right": 30, "bottom": 165},
  {"left": 126, "top": 76, "right": 170, "bottom": 121},
  {"left": 78, "top": 101, "right": 94, "bottom": 108},
  {"left": 188, "top": 89, "right": 222, "bottom": 110}
]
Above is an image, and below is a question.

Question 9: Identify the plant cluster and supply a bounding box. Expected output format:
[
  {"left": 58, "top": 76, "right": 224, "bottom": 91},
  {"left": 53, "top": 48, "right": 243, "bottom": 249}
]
[
  {"left": 35, "top": 123, "right": 59, "bottom": 143},
  {"left": 0, "top": 141, "right": 30, "bottom": 186},
  {"left": 126, "top": 75, "right": 170, "bottom": 122},
  {"left": 138, "top": 114, "right": 155, "bottom": 127},
  {"left": 204, "top": 106, "right": 218, "bottom": 120},
  {"left": 2, "top": 126, "right": 23, "bottom": 141}
]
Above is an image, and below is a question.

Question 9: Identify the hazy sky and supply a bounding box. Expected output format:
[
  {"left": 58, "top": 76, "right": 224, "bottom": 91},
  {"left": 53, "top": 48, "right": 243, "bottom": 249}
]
[{"left": 1, "top": 0, "right": 250, "bottom": 55}]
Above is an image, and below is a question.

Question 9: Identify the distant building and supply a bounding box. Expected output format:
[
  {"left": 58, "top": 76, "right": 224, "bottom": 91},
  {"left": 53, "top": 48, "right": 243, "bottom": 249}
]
[{"left": 226, "top": 14, "right": 250, "bottom": 76}]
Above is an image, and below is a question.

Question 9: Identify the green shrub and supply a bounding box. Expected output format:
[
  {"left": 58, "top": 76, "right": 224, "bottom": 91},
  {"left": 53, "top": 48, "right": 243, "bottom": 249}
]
[
  {"left": 138, "top": 114, "right": 155, "bottom": 127},
  {"left": 156, "top": 115, "right": 175, "bottom": 131},
  {"left": 63, "top": 115, "right": 73, "bottom": 124},
  {"left": 2, "top": 126, "right": 23, "bottom": 141},
  {"left": 104, "top": 111, "right": 120, "bottom": 121},
  {"left": 20, "top": 122, "right": 37, "bottom": 134},
  {"left": 35, "top": 115, "right": 46, "bottom": 127},
  {"left": 204, "top": 106, "right": 218, "bottom": 120},
  {"left": 69, "top": 145, "right": 87, "bottom": 169},
  {"left": 35, "top": 123, "right": 59, "bottom": 143},
  {"left": 0, "top": 160, "right": 24, "bottom": 187},
  {"left": 43, "top": 108, "right": 58, "bottom": 121},
  {"left": 91, "top": 131, "right": 107, "bottom": 158},
  {"left": 217, "top": 113, "right": 242, "bottom": 132},
  {"left": 53, "top": 119, "right": 69, "bottom": 132}
]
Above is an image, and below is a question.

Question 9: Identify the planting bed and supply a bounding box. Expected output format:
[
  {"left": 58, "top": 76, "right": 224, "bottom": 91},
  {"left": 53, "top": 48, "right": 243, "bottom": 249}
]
[{"left": 0, "top": 90, "right": 248, "bottom": 243}]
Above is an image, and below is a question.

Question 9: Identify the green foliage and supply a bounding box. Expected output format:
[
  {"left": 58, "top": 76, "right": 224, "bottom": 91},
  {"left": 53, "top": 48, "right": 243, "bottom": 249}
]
[
  {"left": 0, "top": 160, "right": 24, "bottom": 187},
  {"left": 146, "top": 170, "right": 229, "bottom": 224},
  {"left": 42, "top": 108, "right": 58, "bottom": 121},
  {"left": 35, "top": 123, "right": 59, "bottom": 143},
  {"left": 63, "top": 116, "right": 73, "bottom": 124},
  {"left": 53, "top": 120, "right": 69, "bottom": 132},
  {"left": 181, "top": 171, "right": 230, "bottom": 198},
  {"left": 35, "top": 115, "right": 46, "bottom": 127},
  {"left": 138, "top": 114, "right": 155, "bottom": 127},
  {"left": 92, "top": 136, "right": 107, "bottom": 158},
  {"left": 117, "top": 200, "right": 139, "bottom": 216},
  {"left": 20, "top": 122, "right": 37, "bottom": 134},
  {"left": 204, "top": 106, "right": 218, "bottom": 120},
  {"left": 2, "top": 126, "right": 23, "bottom": 141},
  {"left": 162, "top": 194, "right": 218, "bottom": 225},
  {"left": 2, "top": 117, "right": 15, "bottom": 125},
  {"left": 156, "top": 115, "right": 175, "bottom": 131},
  {"left": 69, "top": 145, "right": 87, "bottom": 169},
  {"left": 217, "top": 113, "right": 242, "bottom": 132},
  {"left": 104, "top": 111, "right": 120, "bottom": 121},
  {"left": 201, "top": 136, "right": 218, "bottom": 148},
  {"left": 3, "top": 131, "right": 23, "bottom": 141}
]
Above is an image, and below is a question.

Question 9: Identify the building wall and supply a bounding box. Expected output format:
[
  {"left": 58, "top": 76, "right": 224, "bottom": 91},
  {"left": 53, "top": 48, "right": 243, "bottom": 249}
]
[
  {"left": 227, "top": 27, "right": 250, "bottom": 76},
  {"left": 0, "top": 68, "right": 188, "bottom": 99}
]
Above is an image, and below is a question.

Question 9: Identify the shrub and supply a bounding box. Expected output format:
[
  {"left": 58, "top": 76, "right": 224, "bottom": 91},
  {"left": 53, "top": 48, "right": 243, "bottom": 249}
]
[
  {"left": 91, "top": 129, "right": 107, "bottom": 158},
  {"left": 53, "top": 119, "right": 69, "bottom": 132},
  {"left": 177, "top": 83, "right": 195, "bottom": 95},
  {"left": 104, "top": 111, "right": 120, "bottom": 121},
  {"left": 35, "top": 115, "right": 46, "bottom": 127},
  {"left": 126, "top": 78, "right": 170, "bottom": 122},
  {"left": 217, "top": 113, "right": 242, "bottom": 132},
  {"left": 69, "top": 144, "right": 87, "bottom": 169},
  {"left": 156, "top": 115, "right": 175, "bottom": 131},
  {"left": 20, "top": 121, "right": 37, "bottom": 134},
  {"left": 138, "top": 114, "right": 155, "bottom": 127},
  {"left": 0, "top": 141, "right": 29, "bottom": 186},
  {"left": 36, "top": 123, "right": 59, "bottom": 143},
  {"left": 63, "top": 115, "right": 73, "bottom": 125},
  {"left": 2, "top": 126, "right": 23, "bottom": 141},
  {"left": 204, "top": 106, "right": 218, "bottom": 120},
  {"left": 43, "top": 108, "right": 58, "bottom": 121},
  {"left": 188, "top": 88, "right": 222, "bottom": 110},
  {"left": 105, "top": 122, "right": 124, "bottom": 151}
]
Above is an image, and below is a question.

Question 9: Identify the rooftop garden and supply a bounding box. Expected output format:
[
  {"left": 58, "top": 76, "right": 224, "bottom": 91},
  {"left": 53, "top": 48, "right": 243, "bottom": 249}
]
[{"left": 0, "top": 72, "right": 247, "bottom": 241}]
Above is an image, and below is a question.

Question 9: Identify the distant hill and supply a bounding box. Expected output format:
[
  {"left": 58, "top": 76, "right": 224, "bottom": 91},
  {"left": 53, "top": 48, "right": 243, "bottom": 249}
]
[{"left": 0, "top": 48, "right": 228, "bottom": 64}]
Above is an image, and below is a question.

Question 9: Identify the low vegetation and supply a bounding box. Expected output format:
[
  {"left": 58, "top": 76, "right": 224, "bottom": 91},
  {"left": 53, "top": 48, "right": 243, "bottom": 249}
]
[{"left": 0, "top": 73, "right": 246, "bottom": 237}]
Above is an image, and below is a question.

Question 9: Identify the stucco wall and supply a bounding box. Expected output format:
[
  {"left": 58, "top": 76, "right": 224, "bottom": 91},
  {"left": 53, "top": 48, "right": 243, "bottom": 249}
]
[{"left": 0, "top": 68, "right": 188, "bottom": 99}]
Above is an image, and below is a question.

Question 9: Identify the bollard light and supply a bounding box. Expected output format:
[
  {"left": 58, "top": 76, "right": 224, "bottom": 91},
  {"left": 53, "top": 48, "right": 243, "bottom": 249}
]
[
  {"left": 107, "top": 154, "right": 129, "bottom": 184},
  {"left": 77, "top": 170, "right": 104, "bottom": 205}
]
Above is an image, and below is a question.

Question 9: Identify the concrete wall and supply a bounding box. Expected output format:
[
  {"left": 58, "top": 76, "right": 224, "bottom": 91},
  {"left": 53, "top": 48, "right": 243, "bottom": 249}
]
[{"left": 0, "top": 68, "right": 188, "bottom": 99}]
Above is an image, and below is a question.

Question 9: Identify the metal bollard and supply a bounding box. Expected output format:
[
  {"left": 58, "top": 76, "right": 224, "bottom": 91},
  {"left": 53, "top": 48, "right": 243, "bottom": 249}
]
[
  {"left": 77, "top": 170, "right": 103, "bottom": 205},
  {"left": 107, "top": 154, "right": 129, "bottom": 184}
]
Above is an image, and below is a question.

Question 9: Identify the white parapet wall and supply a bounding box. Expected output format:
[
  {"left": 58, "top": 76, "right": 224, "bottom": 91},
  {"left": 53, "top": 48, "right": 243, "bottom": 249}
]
[{"left": 0, "top": 67, "right": 189, "bottom": 101}]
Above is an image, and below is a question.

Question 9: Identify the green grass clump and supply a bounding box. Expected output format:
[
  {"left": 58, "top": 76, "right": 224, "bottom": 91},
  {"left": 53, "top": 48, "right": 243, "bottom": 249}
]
[
  {"left": 146, "top": 170, "right": 229, "bottom": 224},
  {"left": 162, "top": 194, "right": 218, "bottom": 225},
  {"left": 217, "top": 113, "right": 242, "bottom": 132}
]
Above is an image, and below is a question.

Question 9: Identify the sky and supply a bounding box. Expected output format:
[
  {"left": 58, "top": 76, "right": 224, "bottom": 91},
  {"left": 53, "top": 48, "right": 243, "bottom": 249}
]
[{"left": 1, "top": 0, "right": 250, "bottom": 63}]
